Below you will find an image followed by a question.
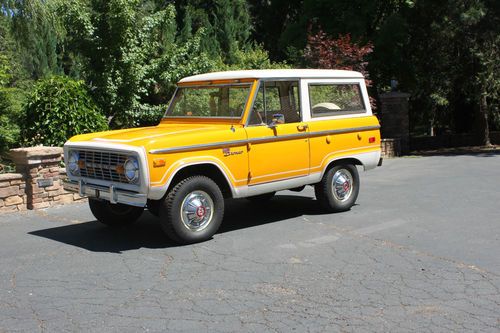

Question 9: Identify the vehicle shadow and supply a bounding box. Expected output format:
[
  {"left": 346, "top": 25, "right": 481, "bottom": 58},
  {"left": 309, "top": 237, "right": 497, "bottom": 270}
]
[
  {"left": 29, "top": 212, "right": 174, "bottom": 253},
  {"left": 29, "top": 194, "right": 329, "bottom": 253},
  {"left": 220, "top": 195, "right": 325, "bottom": 233}
]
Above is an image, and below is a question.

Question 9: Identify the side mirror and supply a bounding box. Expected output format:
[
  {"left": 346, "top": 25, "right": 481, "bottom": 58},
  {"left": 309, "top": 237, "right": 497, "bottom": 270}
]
[{"left": 268, "top": 113, "right": 285, "bottom": 128}]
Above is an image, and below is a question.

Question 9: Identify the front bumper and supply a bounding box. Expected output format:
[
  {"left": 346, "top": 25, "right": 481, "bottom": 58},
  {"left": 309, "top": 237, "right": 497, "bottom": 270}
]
[{"left": 63, "top": 179, "right": 147, "bottom": 207}]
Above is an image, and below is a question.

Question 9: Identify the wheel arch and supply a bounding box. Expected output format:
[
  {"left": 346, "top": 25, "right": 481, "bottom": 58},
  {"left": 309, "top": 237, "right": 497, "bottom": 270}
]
[
  {"left": 169, "top": 163, "right": 234, "bottom": 198},
  {"left": 149, "top": 161, "right": 235, "bottom": 200},
  {"left": 320, "top": 157, "right": 363, "bottom": 180}
]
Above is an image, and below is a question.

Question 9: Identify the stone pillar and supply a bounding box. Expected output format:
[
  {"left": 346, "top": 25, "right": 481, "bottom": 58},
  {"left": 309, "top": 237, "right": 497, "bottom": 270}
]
[
  {"left": 379, "top": 92, "right": 410, "bottom": 154},
  {"left": 9, "top": 147, "right": 64, "bottom": 210},
  {"left": 381, "top": 138, "right": 401, "bottom": 158}
]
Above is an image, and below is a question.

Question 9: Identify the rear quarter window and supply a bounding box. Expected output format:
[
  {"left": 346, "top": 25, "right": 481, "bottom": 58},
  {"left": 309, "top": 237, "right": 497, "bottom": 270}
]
[{"left": 309, "top": 83, "right": 366, "bottom": 117}]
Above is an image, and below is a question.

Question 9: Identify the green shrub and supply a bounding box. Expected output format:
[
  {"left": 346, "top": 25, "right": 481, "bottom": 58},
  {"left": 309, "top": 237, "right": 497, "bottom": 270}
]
[
  {"left": 0, "top": 88, "right": 20, "bottom": 153},
  {"left": 23, "top": 76, "right": 108, "bottom": 146},
  {"left": 0, "top": 53, "right": 23, "bottom": 154},
  {"left": 218, "top": 45, "right": 290, "bottom": 71}
]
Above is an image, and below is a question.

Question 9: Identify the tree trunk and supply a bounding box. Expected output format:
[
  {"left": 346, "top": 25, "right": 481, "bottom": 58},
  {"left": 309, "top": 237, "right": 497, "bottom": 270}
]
[{"left": 477, "top": 94, "right": 491, "bottom": 146}]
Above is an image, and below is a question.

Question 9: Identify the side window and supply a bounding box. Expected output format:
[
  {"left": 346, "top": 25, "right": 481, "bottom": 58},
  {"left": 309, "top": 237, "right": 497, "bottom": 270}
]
[
  {"left": 248, "top": 81, "right": 301, "bottom": 125},
  {"left": 309, "top": 83, "right": 365, "bottom": 117}
]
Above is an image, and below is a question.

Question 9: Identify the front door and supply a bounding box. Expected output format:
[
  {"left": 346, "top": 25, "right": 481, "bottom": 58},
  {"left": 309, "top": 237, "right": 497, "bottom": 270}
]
[{"left": 245, "top": 80, "right": 309, "bottom": 185}]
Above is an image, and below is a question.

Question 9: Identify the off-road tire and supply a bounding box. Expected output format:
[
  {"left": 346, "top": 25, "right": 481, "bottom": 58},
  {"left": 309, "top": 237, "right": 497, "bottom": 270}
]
[
  {"left": 315, "top": 164, "right": 359, "bottom": 213},
  {"left": 159, "top": 176, "right": 224, "bottom": 244},
  {"left": 89, "top": 198, "right": 144, "bottom": 227}
]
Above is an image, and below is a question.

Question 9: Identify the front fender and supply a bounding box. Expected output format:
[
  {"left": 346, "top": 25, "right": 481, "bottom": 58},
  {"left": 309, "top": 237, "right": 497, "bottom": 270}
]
[{"left": 148, "top": 156, "right": 239, "bottom": 200}]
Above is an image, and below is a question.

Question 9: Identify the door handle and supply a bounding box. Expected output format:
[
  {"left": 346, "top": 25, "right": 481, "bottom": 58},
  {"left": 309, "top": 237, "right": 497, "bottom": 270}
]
[{"left": 297, "top": 124, "right": 308, "bottom": 131}]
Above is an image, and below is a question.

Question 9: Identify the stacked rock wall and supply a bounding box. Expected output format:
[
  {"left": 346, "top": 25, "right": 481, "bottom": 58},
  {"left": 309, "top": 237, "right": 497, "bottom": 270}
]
[
  {"left": 0, "top": 173, "right": 27, "bottom": 213},
  {"left": 0, "top": 147, "right": 85, "bottom": 214}
]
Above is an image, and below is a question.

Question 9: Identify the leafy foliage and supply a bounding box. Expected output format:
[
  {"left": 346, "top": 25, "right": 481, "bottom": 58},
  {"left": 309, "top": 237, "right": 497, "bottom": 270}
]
[
  {"left": 304, "top": 30, "right": 375, "bottom": 109},
  {"left": 305, "top": 30, "right": 373, "bottom": 78},
  {"left": 0, "top": 53, "right": 26, "bottom": 154},
  {"left": 58, "top": 1, "right": 216, "bottom": 128},
  {"left": 0, "top": 0, "right": 497, "bottom": 151},
  {"left": 0, "top": 88, "right": 21, "bottom": 153},
  {"left": 399, "top": 0, "right": 499, "bottom": 142},
  {"left": 23, "top": 76, "right": 107, "bottom": 147},
  {"left": 220, "top": 45, "right": 290, "bottom": 71},
  {"left": 176, "top": 0, "right": 252, "bottom": 64},
  {"left": 7, "top": 0, "right": 63, "bottom": 79}
]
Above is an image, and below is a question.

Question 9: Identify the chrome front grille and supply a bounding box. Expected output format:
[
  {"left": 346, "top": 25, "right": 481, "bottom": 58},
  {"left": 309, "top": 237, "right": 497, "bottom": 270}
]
[{"left": 77, "top": 150, "right": 129, "bottom": 183}]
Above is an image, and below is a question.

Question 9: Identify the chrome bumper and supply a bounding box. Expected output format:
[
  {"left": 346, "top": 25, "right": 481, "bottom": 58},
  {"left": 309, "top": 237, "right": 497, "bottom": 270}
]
[{"left": 63, "top": 180, "right": 147, "bottom": 207}]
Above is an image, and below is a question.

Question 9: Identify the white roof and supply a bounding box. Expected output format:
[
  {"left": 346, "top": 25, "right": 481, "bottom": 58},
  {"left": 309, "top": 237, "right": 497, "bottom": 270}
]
[{"left": 179, "top": 69, "right": 363, "bottom": 83}]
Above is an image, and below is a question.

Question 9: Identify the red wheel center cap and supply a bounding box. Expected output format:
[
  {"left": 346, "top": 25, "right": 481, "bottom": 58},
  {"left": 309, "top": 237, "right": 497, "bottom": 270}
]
[
  {"left": 343, "top": 182, "right": 350, "bottom": 192},
  {"left": 196, "top": 206, "right": 206, "bottom": 217}
]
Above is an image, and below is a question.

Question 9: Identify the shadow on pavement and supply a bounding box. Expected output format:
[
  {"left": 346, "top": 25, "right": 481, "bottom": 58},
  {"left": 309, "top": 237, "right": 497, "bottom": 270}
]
[
  {"left": 220, "top": 194, "right": 325, "bottom": 233},
  {"left": 29, "top": 194, "right": 329, "bottom": 252},
  {"left": 29, "top": 211, "right": 174, "bottom": 253}
]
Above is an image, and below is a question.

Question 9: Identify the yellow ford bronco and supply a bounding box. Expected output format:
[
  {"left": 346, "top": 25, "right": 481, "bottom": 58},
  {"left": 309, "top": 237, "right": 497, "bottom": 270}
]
[{"left": 64, "top": 69, "right": 382, "bottom": 244}]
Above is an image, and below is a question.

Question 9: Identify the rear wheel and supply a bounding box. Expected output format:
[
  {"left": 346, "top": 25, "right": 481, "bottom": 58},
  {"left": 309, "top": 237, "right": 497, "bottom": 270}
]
[
  {"left": 315, "top": 164, "right": 359, "bottom": 212},
  {"left": 89, "top": 198, "right": 144, "bottom": 226},
  {"left": 159, "top": 176, "right": 224, "bottom": 244}
]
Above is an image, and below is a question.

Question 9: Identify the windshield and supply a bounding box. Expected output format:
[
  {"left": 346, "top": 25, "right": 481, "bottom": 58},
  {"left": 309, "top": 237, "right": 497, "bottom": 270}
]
[{"left": 164, "top": 83, "right": 252, "bottom": 119}]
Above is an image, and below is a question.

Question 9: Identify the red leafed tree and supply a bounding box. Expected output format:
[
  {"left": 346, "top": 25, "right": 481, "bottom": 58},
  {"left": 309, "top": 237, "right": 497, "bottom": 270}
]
[
  {"left": 305, "top": 28, "right": 375, "bottom": 109},
  {"left": 305, "top": 29, "right": 373, "bottom": 84}
]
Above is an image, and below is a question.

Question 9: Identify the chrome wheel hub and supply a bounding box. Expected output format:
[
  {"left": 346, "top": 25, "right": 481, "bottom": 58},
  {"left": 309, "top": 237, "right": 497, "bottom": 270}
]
[
  {"left": 332, "top": 169, "right": 353, "bottom": 202},
  {"left": 180, "top": 191, "right": 214, "bottom": 231}
]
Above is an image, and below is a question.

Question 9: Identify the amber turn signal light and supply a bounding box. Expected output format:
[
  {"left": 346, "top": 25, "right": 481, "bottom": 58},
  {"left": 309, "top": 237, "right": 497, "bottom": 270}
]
[
  {"left": 115, "top": 165, "right": 125, "bottom": 174},
  {"left": 153, "top": 159, "right": 166, "bottom": 168}
]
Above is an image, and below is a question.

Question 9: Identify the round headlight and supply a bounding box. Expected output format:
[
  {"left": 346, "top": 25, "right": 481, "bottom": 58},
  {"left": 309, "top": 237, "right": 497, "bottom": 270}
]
[
  {"left": 68, "top": 151, "right": 80, "bottom": 175},
  {"left": 124, "top": 157, "right": 139, "bottom": 183}
]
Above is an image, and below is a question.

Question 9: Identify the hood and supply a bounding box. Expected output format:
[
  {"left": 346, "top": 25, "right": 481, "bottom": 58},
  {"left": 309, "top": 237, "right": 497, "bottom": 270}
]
[{"left": 67, "top": 123, "right": 246, "bottom": 152}]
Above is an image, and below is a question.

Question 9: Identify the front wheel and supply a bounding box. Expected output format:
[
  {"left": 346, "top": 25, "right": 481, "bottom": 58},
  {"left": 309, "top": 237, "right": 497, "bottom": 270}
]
[
  {"left": 315, "top": 164, "right": 359, "bottom": 213},
  {"left": 159, "top": 176, "right": 224, "bottom": 244},
  {"left": 89, "top": 198, "right": 144, "bottom": 227}
]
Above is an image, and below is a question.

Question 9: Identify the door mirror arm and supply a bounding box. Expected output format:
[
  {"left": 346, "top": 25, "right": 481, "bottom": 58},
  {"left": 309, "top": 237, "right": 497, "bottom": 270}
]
[{"left": 267, "top": 121, "right": 278, "bottom": 129}]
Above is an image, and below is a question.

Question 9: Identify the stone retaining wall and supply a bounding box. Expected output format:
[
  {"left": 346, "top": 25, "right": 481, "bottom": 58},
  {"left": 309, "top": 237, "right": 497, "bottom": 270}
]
[
  {"left": 0, "top": 173, "right": 27, "bottom": 213},
  {"left": 0, "top": 147, "right": 85, "bottom": 214}
]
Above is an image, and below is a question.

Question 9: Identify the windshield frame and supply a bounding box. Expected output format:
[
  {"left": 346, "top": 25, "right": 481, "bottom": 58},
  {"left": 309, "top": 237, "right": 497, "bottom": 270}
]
[{"left": 163, "top": 82, "right": 253, "bottom": 121}]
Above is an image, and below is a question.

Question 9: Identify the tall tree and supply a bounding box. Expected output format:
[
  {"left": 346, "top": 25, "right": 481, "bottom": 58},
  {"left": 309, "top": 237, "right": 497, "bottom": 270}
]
[
  {"left": 249, "top": 0, "right": 408, "bottom": 62},
  {"left": 248, "top": 0, "right": 302, "bottom": 61},
  {"left": 402, "top": 0, "right": 499, "bottom": 142},
  {"left": 465, "top": 0, "right": 500, "bottom": 145},
  {"left": 6, "top": 0, "right": 63, "bottom": 79},
  {"left": 176, "top": 0, "right": 252, "bottom": 64},
  {"left": 59, "top": 0, "right": 215, "bottom": 127}
]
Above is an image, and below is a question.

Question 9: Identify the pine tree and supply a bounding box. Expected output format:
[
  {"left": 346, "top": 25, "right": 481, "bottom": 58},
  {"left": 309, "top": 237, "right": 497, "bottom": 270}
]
[
  {"left": 176, "top": 0, "right": 252, "bottom": 64},
  {"left": 8, "top": 0, "right": 62, "bottom": 79},
  {"left": 178, "top": 4, "right": 192, "bottom": 42}
]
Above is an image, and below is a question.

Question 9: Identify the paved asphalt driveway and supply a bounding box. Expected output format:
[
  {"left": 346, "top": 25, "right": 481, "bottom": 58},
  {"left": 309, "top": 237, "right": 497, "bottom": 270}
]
[{"left": 0, "top": 153, "right": 499, "bottom": 332}]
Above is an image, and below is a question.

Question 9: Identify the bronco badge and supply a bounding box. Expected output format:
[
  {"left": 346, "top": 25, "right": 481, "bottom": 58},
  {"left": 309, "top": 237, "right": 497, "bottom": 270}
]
[{"left": 222, "top": 148, "right": 243, "bottom": 157}]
